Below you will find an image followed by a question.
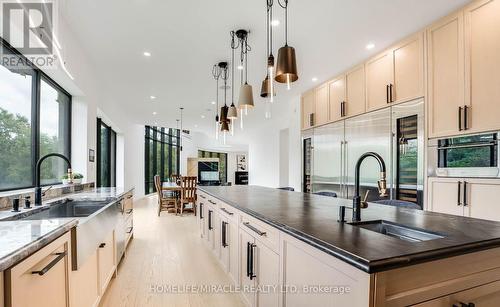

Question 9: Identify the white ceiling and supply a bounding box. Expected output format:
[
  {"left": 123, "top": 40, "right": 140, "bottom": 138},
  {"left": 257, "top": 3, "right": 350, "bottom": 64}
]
[{"left": 62, "top": 0, "right": 470, "bottom": 138}]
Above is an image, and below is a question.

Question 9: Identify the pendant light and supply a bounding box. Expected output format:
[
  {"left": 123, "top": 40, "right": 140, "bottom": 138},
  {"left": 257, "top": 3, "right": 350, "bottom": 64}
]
[
  {"left": 275, "top": 0, "right": 298, "bottom": 89},
  {"left": 220, "top": 63, "right": 230, "bottom": 133},
  {"left": 179, "top": 107, "right": 184, "bottom": 151},
  {"left": 212, "top": 63, "right": 222, "bottom": 140},
  {"left": 236, "top": 30, "right": 254, "bottom": 112},
  {"left": 227, "top": 36, "right": 238, "bottom": 121},
  {"left": 261, "top": 0, "right": 276, "bottom": 102}
]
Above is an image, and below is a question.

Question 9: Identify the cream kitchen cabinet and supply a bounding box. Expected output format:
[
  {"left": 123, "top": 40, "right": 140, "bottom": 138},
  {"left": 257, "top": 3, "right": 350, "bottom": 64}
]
[
  {"left": 428, "top": 177, "right": 500, "bottom": 221},
  {"left": 328, "top": 76, "right": 345, "bottom": 122},
  {"left": 71, "top": 249, "right": 99, "bottom": 307},
  {"left": 366, "top": 33, "right": 424, "bottom": 112},
  {"left": 219, "top": 206, "right": 239, "bottom": 284},
  {"left": 5, "top": 232, "right": 71, "bottom": 307},
  {"left": 197, "top": 197, "right": 207, "bottom": 238},
  {"left": 427, "top": 11, "right": 466, "bottom": 138},
  {"left": 239, "top": 225, "right": 280, "bottom": 307},
  {"left": 464, "top": 0, "right": 500, "bottom": 134},
  {"left": 314, "top": 83, "right": 329, "bottom": 126},
  {"left": 345, "top": 65, "right": 366, "bottom": 118},
  {"left": 366, "top": 50, "right": 394, "bottom": 111},
  {"left": 301, "top": 90, "right": 315, "bottom": 130}
]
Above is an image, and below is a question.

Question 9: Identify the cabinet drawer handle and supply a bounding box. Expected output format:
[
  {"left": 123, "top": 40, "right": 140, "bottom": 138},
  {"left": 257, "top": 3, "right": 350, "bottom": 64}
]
[
  {"left": 389, "top": 83, "right": 394, "bottom": 102},
  {"left": 463, "top": 181, "right": 468, "bottom": 207},
  {"left": 126, "top": 194, "right": 133, "bottom": 199},
  {"left": 220, "top": 208, "right": 234, "bottom": 215},
  {"left": 458, "top": 107, "right": 463, "bottom": 131},
  {"left": 464, "top": 105, "right": 469, "bottom": 130},
  {"left": 249, "top": 243, "right": 256, "bottom": 280},
  {"left": 199, "top": 194, "right": 206, "bottom": 199},
  {"left": 457, "top": 181, "right": 462, "bottom": 206},
  {"left": 126, "top": 209, "right": 133, "bottom": 214},
  {"left": 99, "top": 243, "right": 106, "bottom": 248},
  {"left": 208, "top": 210, "right": 213, "bottom": 230},
  {"left": 208, "top": 200, "right": 216, "bottom": 205},
  {"left": 222, "top": 221, "right": 228, "bottom": 248},
  {"left": 386, "top": 85, "right": 390, "bottom": 103},
  {"left": 246, "top": 242, "right": 251, "bottom": 277},
  {"left": 243, "top": 222, "right": 266, "bottom": 236},
  {"left": 31, "top": 251, "right": 67, "bottom": 276},
  {"left": 199, "top": 203, "right": 204, "bottom": 219},
  {"left": 127, "top": 227, "right": 133, "bottom": 234}
]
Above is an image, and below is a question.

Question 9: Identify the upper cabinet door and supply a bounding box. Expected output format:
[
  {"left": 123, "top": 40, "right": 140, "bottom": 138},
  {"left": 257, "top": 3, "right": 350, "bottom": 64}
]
[
  {"left": 366, "top": 51, "right": 394, "bottom": 111},
  {"left": 392, "top": 33, "right": 424, "bottom": 104},
  {"left": 314, "top": 83, "right": 329, "bottom": 126},
  {"left": 345, "top": 65, "right": 366, "bottom": 117},
  {"left": 464, "top": 0, "right": 500, "bottom": 133},
  {"left": 427, "top": 12, "right": 465, "bottom": 138},
  {"left": 328, "top": 76, "right": 345, "bottom": 122},
  {"left": 301, "top": 90, "right": 315, "bottom": 130}
]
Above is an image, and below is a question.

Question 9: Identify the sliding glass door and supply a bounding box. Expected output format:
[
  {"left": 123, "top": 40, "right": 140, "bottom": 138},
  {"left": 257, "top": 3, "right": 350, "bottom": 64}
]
[{"left": 96, "top": 118, "right": 116, "bottom": 187}]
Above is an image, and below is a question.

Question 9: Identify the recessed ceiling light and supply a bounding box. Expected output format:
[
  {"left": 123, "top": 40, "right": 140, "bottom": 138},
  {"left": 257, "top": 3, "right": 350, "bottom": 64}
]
[
  {"left": 154, "top": 122, "right": 158, "bottom": 125},
  {"left": 237, "top": 65, "right": 244, "bottom": 70},
  {"left": 150, "top": 95, "right": 156, "bottom": 100},
  {"left": 312, "top": 77, "right": 318, "bottom": 82},
  {"left": 152, "top": 111, "right": 157, "bottom": 115},
  {"left": 366, "top": 43, "right": 375, "bottom": 50},
  {"left": 143, "top": 51, "right": 151, "bottom": 57},
  {"left": 194, "top": 124, "right": 198, "bottom": 128},
  {"left": 201, "top": 115, "right": 206, "bottom": 119},
  {"left": 211, "top": 101, "right": 216, "bottom": 105},
  {"left": 271, "top": 19, "right": 280, "bottom": 27}
]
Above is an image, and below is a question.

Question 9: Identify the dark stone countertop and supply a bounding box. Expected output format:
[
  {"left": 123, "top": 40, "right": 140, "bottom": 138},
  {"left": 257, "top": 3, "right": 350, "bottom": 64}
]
[{"left": 199, "top": 185, "right": 500, "bottom": 273}]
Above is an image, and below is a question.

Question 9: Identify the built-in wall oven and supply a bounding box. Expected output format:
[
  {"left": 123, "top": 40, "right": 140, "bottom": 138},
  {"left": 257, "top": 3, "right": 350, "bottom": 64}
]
[{"left": 428, "top": 132, "right": 499, "bottom": 178}]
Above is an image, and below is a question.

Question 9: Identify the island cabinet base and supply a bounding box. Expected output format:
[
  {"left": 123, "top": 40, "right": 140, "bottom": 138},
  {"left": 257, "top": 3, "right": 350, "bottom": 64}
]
[
  {"left": 373, "top": 247, "right": 500, "bottom": 306},
  {"left": 197, "top": 189, "right": 500, "bottom": 307}
]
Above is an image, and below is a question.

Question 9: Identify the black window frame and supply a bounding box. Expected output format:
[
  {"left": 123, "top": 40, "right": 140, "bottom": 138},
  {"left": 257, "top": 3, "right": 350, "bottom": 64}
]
[
  {"left": 0, "top": 38, "right": 72, "bottom": 192},
  {"left": 144, "top": 126, "right": 181, "bottom": 194},
  {"left": 96, "top": 118, "right": 117, "bottom": 187}
]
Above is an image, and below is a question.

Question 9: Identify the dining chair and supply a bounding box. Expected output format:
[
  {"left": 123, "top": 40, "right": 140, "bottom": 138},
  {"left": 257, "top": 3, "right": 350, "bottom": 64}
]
[
  {"left": 170, "top": 174, "right": 181, "bottom": 185},
  {"left": 154, "top": 175, "right": 178, "bottom": 216},
  {"left": 179, "top": 176, "right": 197, "bottom": 215}
]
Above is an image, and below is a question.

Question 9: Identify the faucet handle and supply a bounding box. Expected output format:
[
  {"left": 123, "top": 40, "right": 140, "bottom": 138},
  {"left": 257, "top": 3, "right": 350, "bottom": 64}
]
[
  {"left": 361, "top": 190, "right": 370, "bottom": 208},
  {"left": 42, "top": 185, "right": 54, "bottom": 196}
]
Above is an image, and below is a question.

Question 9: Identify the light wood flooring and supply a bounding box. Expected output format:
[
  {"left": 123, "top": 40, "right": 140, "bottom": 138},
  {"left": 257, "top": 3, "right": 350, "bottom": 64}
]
[{"left": 99, "top": 195, "right": 245, "bottom": 307}]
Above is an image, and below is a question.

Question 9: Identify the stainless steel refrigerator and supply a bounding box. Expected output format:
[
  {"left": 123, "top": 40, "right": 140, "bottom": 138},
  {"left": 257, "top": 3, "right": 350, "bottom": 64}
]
[{"left": 306, "top": 98, "right": 424, "bottom": 206}]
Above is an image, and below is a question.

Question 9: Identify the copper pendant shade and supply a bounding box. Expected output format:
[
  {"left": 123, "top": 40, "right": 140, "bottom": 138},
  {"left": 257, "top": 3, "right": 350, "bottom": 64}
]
[
  {"left": 220, "top": 119, "right": 230, "bottom": 132},
  {"left": 275, "top": 44, "right": 298, "bottom": 83},
  {"left": 238, "top": 83, "right": 254, "bottom": 109}
]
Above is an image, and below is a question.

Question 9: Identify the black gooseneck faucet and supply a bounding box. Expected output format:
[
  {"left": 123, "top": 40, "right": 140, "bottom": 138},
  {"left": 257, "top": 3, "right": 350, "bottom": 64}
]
[
  {"left": 35, "top": 153, "right": 72, "bottom": 206},
  {"left": 351, "top": 152, "right": 388, "bottom": 222}
]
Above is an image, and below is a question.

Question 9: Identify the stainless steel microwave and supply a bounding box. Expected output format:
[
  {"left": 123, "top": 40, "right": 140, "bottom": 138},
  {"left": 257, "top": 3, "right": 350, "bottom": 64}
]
[{"left": 428, "top": 132, "right": 499, "bottom": 178}]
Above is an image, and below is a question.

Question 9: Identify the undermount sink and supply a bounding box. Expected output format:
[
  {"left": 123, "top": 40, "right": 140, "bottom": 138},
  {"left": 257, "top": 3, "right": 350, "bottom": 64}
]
[
  {"left": 19, "top": 199, "right": 112, "bottom": 220},
  {"left": 349, "top": 220, "right": 445, "bottom": 242}
]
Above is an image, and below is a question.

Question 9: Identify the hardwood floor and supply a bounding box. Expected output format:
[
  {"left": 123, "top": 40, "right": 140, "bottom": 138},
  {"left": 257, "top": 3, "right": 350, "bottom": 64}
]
[{"left": 99, "top": 195, "right": 245, "bottom": 307}]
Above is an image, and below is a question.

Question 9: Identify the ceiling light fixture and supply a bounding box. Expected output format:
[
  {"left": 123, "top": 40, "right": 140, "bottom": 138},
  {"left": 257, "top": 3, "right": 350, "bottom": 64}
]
[
  {"left": 227, "top": 33, "right": 239, "bottom": 134},
  {"left": 237, "top": 65, "right": 244, "bottom": 70},
  {"left": 179, "top": 107, "right": 184, "bottom": 151},
  {"left": 235, "top": 29, "right": 254, "bottom": 118},
  {"left": 143, "top": 51, "right": 151, "bottom": 57},
  {"left": 219, "top": 62, "right": 230, "bottom": 136},
  {"left": 312, "top": 77, "right": 318, "bottom": 82},
  {"left": 261, "top": 0, "right": 276, "bottom": 108},
  {"left": 271, "top": 19, "right": 280, "bottom": 26},
  {"left": 366, "top": 43, "right": 375, "bottom": 50},
  {"left": 275, "top": 0, "right": 298, "bottom": 90},
  {"left": 152, "top": 111, "right": 157, "bottom": 115},
  {"left": 150, "top": 95, "right": 156, "bottom": 99},
  {"left": 201, "top": 115, "right": 205, "bottom": 119},
  {"left": 211, "top": 101, "right": 216, "bottom": 105}
]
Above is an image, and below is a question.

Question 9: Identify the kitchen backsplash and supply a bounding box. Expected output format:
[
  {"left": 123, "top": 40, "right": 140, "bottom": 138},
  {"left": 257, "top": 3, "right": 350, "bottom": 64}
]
[{"left": 0, "top": 182, "right": 95, "bottom": 210}]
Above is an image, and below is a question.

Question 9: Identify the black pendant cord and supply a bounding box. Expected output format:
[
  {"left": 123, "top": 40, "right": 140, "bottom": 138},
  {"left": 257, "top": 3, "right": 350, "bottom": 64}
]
[
  {"left": 212, "top": 64, "right": 221, "bottom": 118},
  {"left": 231, "top": 34, "right": 235, "bottom": 106},
  {"left": 269, "top": 0, "right": 273, "bottom": 56},
  {"left": 245, "top": 39, "right": 249, "bottom": 84},
  {"left": 278, "top": 0, "right": 288, "bottom": 45},
  {"left": 266, "top": 1, "right": 270, "bottom": 58}
]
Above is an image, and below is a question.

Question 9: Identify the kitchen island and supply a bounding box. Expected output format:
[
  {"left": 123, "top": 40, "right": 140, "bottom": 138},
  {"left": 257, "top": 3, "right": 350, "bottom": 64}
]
[{"left": 198, "top": 185, "right": 500, "bottom": 307}]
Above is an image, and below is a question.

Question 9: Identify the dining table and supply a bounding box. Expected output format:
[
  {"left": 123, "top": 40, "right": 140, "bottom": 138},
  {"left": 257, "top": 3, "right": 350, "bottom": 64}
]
[{"left": 162, "top": 181, "right": 182, "bottom": 192}]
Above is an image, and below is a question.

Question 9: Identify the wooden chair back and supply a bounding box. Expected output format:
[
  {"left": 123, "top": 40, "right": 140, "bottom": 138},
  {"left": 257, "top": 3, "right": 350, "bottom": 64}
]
[
  {"left": 170, "top": 174, "right": 181, "bottom": 185},
  {"left": 180, "top": 176, "right": 197, "bottom": 203},
  {"left": 154, "top": 175, "right": 162, "bottom": 198}
]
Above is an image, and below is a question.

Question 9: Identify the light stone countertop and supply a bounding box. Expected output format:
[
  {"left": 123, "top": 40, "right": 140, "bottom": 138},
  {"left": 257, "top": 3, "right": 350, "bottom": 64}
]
[{"left": 0, "top": 187, "right": 134, "bottom": 271}]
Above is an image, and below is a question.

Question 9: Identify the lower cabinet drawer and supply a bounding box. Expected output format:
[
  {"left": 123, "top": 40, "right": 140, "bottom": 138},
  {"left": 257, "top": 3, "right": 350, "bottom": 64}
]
[
  {"left": 240, "top": 213, "right": 280, "bottom": 253},
  {"left": 5, "top": 232, "right": 71, "bottom": 307}
]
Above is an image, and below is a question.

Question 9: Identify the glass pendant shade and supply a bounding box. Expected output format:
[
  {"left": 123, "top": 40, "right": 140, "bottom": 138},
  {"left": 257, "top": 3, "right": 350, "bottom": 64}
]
[
  {"left": 275, "top": 45, "right": 298, "bottom": 83},
  {"left": 220, "top": 119, "right": 230, "bottom": 132},
  {"left": 238, "top": 83, "right": 254, "bottom": 109},
  {"left": 227, "top": 103, "right": 238, "bottom": 119}
]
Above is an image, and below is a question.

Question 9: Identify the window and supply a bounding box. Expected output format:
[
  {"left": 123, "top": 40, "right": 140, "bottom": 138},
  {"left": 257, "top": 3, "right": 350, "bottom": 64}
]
[
  {"left": 198, "top": 150, "right": 228, "bottom": 183},
  {"left": 144, "top": 126, "right": 180, "bottom": 194},
  {"left": 97, "top": 118, "right": 117, "bottom": 187},
  {"left": 0, "top": 39, "right": 71, "bottom": 191}
]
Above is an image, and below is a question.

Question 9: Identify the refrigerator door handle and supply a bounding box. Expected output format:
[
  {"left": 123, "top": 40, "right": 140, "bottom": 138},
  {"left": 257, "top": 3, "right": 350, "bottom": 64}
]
[{"left": 344, "top": 140, "right": 348, "bottom": 198}]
